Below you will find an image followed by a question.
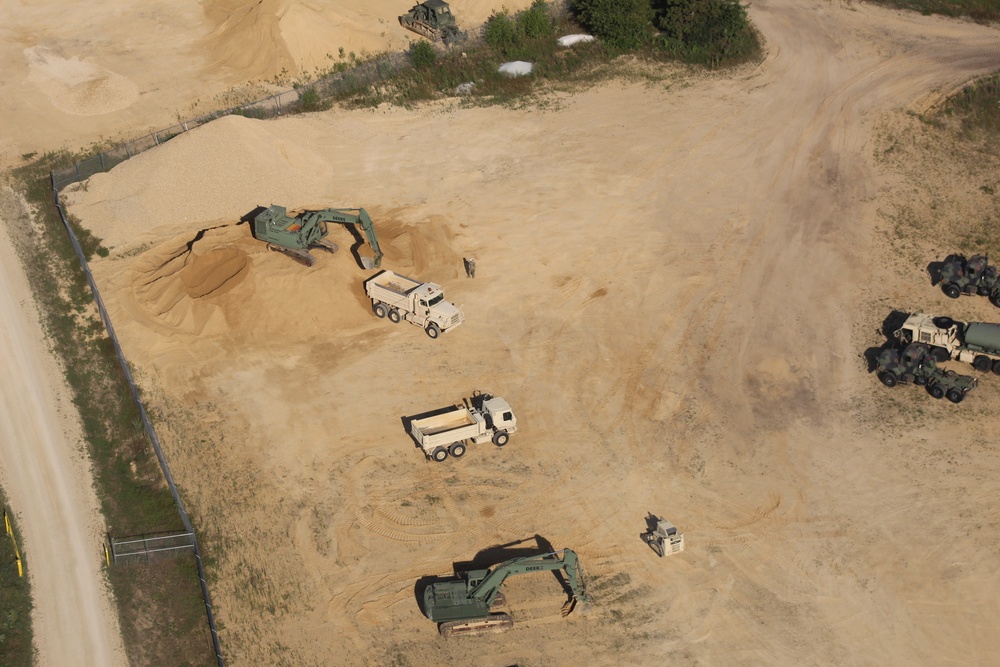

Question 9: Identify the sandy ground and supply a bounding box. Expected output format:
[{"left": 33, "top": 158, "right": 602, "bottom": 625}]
[
  {"left": 0, "top": 0, "right": 538, "bottom": 164},
  {"left": 55, "top": 0, "right": 1000, "bottom": 665},
  {"left": 0, "top": 188, "right": 128, "bottom": 666}
]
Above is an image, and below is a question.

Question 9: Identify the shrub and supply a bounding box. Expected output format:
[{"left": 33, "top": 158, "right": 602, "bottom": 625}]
[
  {"left": 410, "top": 40, "right": 437, "bottom": 69},
  {"left": 572, "top": 0, "right": 651, "bottom": 50},
  {"left": 298, "top": 87, "right": 324, "bottom": 112},
  {"left": 517, "top": 0, "right": 555, "bottom": 39},
  {"left": 484, "top": 8, "right": 521, "bottom": 56},
  {"left": 653, "top": 0, "right": 760, "bottom": 66}
]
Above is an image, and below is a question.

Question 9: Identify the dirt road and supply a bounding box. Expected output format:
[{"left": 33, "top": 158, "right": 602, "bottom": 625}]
[
  {"left": 0, "top": 191, "right": 127, "bottom": 666},
  {"left": 57, "top": 1, "right": 1000, "bottom": 665}
]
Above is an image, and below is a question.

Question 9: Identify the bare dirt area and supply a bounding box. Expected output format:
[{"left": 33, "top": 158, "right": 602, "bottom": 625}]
[{"left": 51, "top": 1, "right": 1000, "bottom": 666}]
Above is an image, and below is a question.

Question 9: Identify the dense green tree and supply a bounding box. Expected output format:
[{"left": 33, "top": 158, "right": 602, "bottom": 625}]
[
  {"left": 653, "top": 0, "right": 759, "bottom": 65},
  {"left": 572, "top": 0, "right": 652, "bottom": 50}
]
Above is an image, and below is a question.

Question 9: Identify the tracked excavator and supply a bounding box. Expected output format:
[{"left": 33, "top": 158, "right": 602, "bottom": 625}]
[
  {"left": 252, "top": 205, "right": 383, "bottom": 269},
  {"left": 422, "top": 549, "right": 590, "bottom": 638}
]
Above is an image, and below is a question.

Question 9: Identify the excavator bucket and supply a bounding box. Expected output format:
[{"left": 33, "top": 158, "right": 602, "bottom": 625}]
[
  {"left": 361, "top": 256, "right": 375, "bottom": 270},
  {"left": 560, "top": 597, "right": 577, "bottom": 617}
]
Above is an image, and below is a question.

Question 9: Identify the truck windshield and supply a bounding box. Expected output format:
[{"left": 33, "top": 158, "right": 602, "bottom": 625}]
[{"left": 428, "top": 294, "right": 445, "bottom": 307}]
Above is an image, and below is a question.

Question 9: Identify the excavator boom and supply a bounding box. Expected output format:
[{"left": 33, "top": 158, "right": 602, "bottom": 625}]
[{"left": 313, "top": 208, "right": 383, "bottom": 268}]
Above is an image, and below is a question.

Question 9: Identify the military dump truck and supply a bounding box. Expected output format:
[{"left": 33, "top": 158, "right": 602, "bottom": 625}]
[
  {"left": 252, "top": 205, "right": 383, "bottom": 268},
  {"left": 938, "top": 254, "right": 1000, "bottom": 307},
  {"left": 410, "top": 392, "right": 516, "bottom": 461},
  {"left": 895, "top": 313, "right": 1000, "bottom": 374},
  {"left": 876, "top": 342, "right": 978, "bottom": 403},
  {"left": 365, "top": 270, "right": 463, "bottom": 338},
  {"left": 399, "top": 0, "right": 461, "bottom": 43}
]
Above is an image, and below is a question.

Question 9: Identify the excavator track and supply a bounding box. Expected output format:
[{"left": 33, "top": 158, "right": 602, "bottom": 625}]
[
  {"left": 313, "top": 238, "right": 339, "bottom": 254},
  {"left": 266, "top": 243, "right": 316, "bottom": 267},
  {"left": 439, "top": 612, "right": 513, "bottom": 638}
]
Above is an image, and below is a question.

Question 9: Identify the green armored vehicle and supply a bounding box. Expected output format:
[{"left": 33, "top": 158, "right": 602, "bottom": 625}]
[
  {"left": 399, "top": 0, "right": 461, "bottom": 43},
  {"left": 939, "top": 254, "right": 1000, "bottom": 307},
  {"left": 876, "top": 342, "right": 977, "bottom": 403}
]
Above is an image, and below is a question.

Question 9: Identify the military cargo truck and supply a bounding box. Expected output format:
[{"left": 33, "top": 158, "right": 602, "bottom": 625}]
[
  {"left": 365, "top": 270, "right": 464, "bottom": 338},
  {"left": 876, "top": 342, "right": 977, "bottom": 403},
  {"left": 410, "top": 392, "right": 516, "bottom": 462},
  {"left": 938, "top": 254, "right": 1000, "bottom": 307},
  {"left": 895, "top": 313, "right": 1000, "bottom": 374}
]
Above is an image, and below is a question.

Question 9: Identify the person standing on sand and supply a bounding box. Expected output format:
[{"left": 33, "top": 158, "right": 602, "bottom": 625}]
[{"left": 464, "top": 257, "right": 476, "bottom": 278}]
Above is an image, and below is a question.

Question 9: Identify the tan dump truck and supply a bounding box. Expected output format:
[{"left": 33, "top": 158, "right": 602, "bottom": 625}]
[
  {"left": 364, "top": 270, "right": 464, "bottom": 339},
  {"left": 410, "top": 392, "right": 517, "bottom": 462}
]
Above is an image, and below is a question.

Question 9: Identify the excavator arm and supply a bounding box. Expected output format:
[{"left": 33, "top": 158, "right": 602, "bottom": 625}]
[
  {"left": 314, "top": 208, "right": 383, "bottom": 269},
  {"left": 469, "top": 549, "right": 590, "bottom": 608}
]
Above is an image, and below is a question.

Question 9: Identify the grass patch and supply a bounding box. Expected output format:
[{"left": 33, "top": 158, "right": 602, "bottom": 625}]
[
  {"left": 4, "top": 155, "right": 215, "bottom": 666},
  {"left": 0, "top": 491, "right": 33, "bottom": 667}
]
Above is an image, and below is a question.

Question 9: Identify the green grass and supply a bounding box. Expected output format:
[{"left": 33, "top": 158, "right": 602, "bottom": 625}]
[
  {"left": 5, "top": 154, "right": 215, "bottom": 666},
  {"left": 866, "top": 0, "right": 1000, "bottom": 21},
  {"left": 0, "top": 489, "right": 33, "bottom": 667}
]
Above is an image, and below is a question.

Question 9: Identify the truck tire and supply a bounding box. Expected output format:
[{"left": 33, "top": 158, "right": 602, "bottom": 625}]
[
  {"left": 974, "top": 355, "right": 992, "bottom": 372},
  {"left": 928, "top": 384, "right": 945, "bottom": 399},
  {"left": 946, "top": 388, "right": 964, "bottom": 404},
  {"left": 425, "top": 323, "right": 441, "bottom": 339},
  {"left": 492, "top": 431, "right": 509, "bottom": 447},
  {"left": 449, "top": 442, "right": 466, "bottom": 458},
  {"left": 432, "top": 446, "right": 449, "bottom": 462},
  {"left": 991, "top": 292, "right": 1000, "bottom": 308},
  {"left": 914, "top": 375, "right": 928, "bottom": 386},
  {"left": 992, "top": 359, "right": 1000, "bottom": 375},
  {"left": 879, "top": 371, "right": 898, "bottom": 388},
  {"left": 388, "top": 308, "right": 401, "bottom": 323},
  {"left": 930, "top": 346, "right": 951, "bottom": 362},
  {"left": 373, "top": 302, "right": 387, "bottom": 319},
  {"left": 943, "top": 283, "right": 962, "bottom": 299}
]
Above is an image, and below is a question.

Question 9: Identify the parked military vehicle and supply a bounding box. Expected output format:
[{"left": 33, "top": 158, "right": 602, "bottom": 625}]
[
  {"left": 876, "top": 342, "right": 977, "bottom": 403},
  {"left": 422, "top": 549, "right": 590, "bottom": 637},
  {"left": 938, "top": 254, "right": 1000, "bottom": 307},
  {"left": 642, "top": 514, "right": 684, "bottom": 558},
  {"left": 410, "top": 391, "right": 516, "bottom": 461},
  {"left": 365, "top": 269, "right": 464, "bottom": 338},
  {"left": 252, "top": 205, "right": 383, "bottom": 268},
  {"left": 399, "top": 0, "right": 461, "bottom": 43},
  {"left": 895, "top": 313, "right": 1000, "bottom": 374}
]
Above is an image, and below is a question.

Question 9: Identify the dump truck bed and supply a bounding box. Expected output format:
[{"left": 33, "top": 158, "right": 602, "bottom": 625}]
[
  {"left": 367, "top": 270, "right": 423, "bottom": 297},
  {"left": 411, "top": 406, "right": 484, "bottom": 450}
]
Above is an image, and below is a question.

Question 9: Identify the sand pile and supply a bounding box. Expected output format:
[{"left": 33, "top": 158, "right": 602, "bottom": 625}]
[
  {"left": 63, "top": 115, "right": 334, "bottom": 251},
  {"left": 24, "top": 46, "right": 139, "bottom": 116}
]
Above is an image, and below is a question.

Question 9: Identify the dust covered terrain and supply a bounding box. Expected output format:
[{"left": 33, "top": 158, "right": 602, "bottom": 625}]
[{"left": 58, "top": 0, "right": 1000, "bottom": 665}]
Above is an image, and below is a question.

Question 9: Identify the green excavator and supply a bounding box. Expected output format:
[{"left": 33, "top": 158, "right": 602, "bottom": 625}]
[
  {"left": 422, "top": 549, "right": 591, "bottom": 638},
  {"left": 252, "top": 205, "right": 383, "bottom": 269}
]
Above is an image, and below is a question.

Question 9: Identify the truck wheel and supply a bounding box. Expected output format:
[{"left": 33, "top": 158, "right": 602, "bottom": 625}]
[
  {"left": 991, "top": 293, "right": 1000, "bottom": 308},
  {"left": 425, "top": 323, "right": 441, "bottom": 339},
  {"left": 974, "top": 355, "right": 992, "bottom": 372},
  {"left": 492, "top": 431, "right": 509, "bottom": 447},
  {"left": 992, "top": 360, "right": 1000, "bottom": 375},
  {"left": 431, "top": 446, "right": 449, "bottom": 462},
  {"left": 930, "top": 346, "right": 951, "bottom": 363},
  {"left": 388, "top": 308, "right": 401, "bottom": 323},
  {"left": 373, "top": 303, "right": 387, "bottom": 319},
  {"left": 928, "top": 384, "right": 945, "bottom": 399},
  {"left": 914, "top": 375, "right": 928, "bottom": 386},
  {"left": 946, "top": 388, "right": 964, "bottom": 404},
  {"left": 448, "top": 442, "right": 466, "bottom": 458},
  {"left": 943, "top": 283, "right": 962, "bottom": 299},
  {"left": 878, "top": 372, "right": 898, "bottom": 388}
]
